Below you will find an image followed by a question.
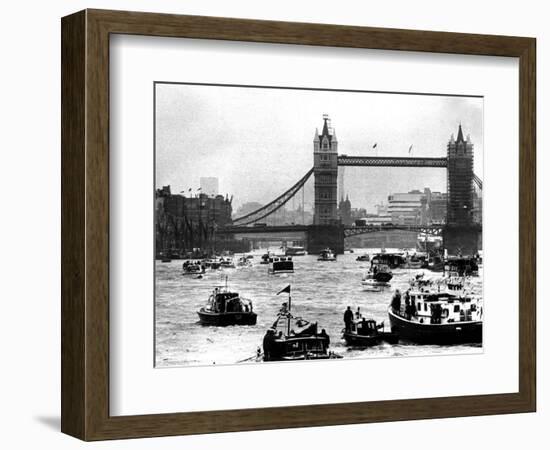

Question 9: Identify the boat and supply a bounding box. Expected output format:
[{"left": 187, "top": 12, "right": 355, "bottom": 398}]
[
  {"left": 361, "top": 279, "right": 385, "bottom": 291},
  {"left": 197, "top": 282, "right": 257, "bottom": 326},
  {"left": 363, "top": 257, "right": 393, "bottom": 284},
  {"left": 317, "top": 248, "right": 336, "bottom": 261},
  {"left": 285, "top": 246, "right": 306, "bottom": 256},
  {"left": 343, "top": 317, "right": 398, "bottom": 347},
  {"left": 182, "top": 260, "right": 206, "bottom": 276},
  {"left": 236, "top": 255, "right": 252, "bottom": 268},
  {"left": 262, "top": 285, "right": 341, "bottom": 361},
  {"left": 219, "top": 257, "right": 236, "bottom": 269},
  {"left": 268, "top": 255, "right": 294, "bottom": 275},
  {"left": 203, "top": 258, "right": 222, "bottom": 270},
  {"left": 445, "top": 256, "right": 479, "bottom": 277},
  {"left": 371, "top": 252, "right": 407, "bottom": 269},
  {"left": 407, "top": 254, "right": 424, "bottom": 269},
  {"left": 356, "top": 254, "right": 370, "bottom": 262},
  {"left": 388, "top": 288, "right": 482, "bottom": 344}
]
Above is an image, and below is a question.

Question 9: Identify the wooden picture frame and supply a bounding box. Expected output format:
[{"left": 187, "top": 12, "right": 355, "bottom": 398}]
[{"left": 61, "top": 9, "right": 536, "bottom": 441}]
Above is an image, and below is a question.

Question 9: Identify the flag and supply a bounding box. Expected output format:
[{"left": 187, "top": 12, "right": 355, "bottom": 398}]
[
  {"left": 188, "top": 188, "right": 192, "bottom": 192},
  {"left": 197, "top": 187, "right": 202, "bottom": 191},
  {"left": 277, "top": 284, "right": 291, "bottom": 295},
  {"left": 408, "top": 145, "right": 413, "bottom": 154},
  {"left": 372, "top": 143, "right": 377, "bottom": 149}
]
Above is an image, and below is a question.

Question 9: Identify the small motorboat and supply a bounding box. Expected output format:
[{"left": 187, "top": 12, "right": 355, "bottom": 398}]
[
  {"left": 285, "top": 246, "right": 306, "bottom": 256},
  {"left": 317, "top": 248, "right": 336, "bottom": 261},
  {"left": 407, "top": 254, "right": 424, "bottom": 269},
  {"left": 219, "top": 257, "right": 236, "bottom": 269},
  {"left": 356, "top": 254, "right": 370, "bottom": 262},
  {"left": 197, "top": 281, "right": 257, "bottom": 326},
  {"left": 361, "top": 279, "right": 383, "bottom": 292},
  {"left": 363, "top": 261, "right": 393, "bottom": 284},
  {"left": 236, "top": 255, "right": 252, "bottom": 268},
  {"left": 182, "top": 260, "right": 206, "bottom": 276},
  {"left": 343, "top": 317, "right": 398, "bottom": 347},
  {"left": 262, "top": 285, "right": 341, "bottom": 361},
  {"left": 268, "top": 255, "right": 294, "bottom": 275}
]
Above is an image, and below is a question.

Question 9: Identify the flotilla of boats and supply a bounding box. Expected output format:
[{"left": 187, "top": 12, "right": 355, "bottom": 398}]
[{"left": 174, "top": 246, "right": 482, "bottom": 362}]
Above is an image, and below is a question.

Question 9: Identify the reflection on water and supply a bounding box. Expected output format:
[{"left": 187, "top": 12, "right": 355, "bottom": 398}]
[{"left": 155, "top": 248, "right": 483, "bottom": 367}]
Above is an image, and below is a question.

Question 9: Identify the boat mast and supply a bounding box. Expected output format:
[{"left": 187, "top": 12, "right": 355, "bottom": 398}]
[{"left": 287, "top": 291, "right": 292, "bottom": 336}]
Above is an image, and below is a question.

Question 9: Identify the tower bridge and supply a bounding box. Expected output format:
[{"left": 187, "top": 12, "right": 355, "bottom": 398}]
[{"left": 226, "top": 116, "right": 481, "bottom": 255}]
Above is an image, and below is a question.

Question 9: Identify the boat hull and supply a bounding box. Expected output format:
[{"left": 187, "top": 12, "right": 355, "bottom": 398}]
[
  {"left": 388, "top": 308, "right": 482, "bottom": 345},
  {"left": 197, "top": 311, "right": 257, "bottom": 326},
  {"left": 343, "top": 331, "right": 398, "bottom": 347}
]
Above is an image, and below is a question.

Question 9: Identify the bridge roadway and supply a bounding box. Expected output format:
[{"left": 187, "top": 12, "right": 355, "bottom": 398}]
[{"left": 218, "top": 223, "right": 446, "bottom": 238}]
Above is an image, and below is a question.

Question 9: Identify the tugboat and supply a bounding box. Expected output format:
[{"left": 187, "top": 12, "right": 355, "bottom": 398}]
[
  {"left": 182, "top": 260, "right": 206, "bottom": 276},
  {"left": 197, "top": 279, "right": 257, "bottom": 326},
  {"left": 387, "top": 287, "right": 482, "bottom": 344},
  {"left": 317, "top": 248, "right": 336, "bottom": 261},
  {"left": 268, "top": 255, "right": 294, "bottom": 275},
  {"left": 262, "top": 285, "right": 341, "bottom": 361},
  {"left": 343, "top": 316, "right": 398, "bottom": 347}
]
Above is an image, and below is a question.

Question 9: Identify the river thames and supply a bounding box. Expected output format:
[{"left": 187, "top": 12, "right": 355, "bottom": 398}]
[{"left": 155, "top": 248, "right": 483, "bottom": 368}]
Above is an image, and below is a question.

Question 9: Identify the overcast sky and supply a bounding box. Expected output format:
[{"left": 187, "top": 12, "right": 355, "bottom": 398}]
[{"left": 155, "top": 83, "right": 483, "bottom": 213}]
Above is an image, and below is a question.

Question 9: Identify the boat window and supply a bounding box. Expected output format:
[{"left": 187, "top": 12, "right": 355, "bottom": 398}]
[
  {"left": 454, "top": 305, "right": 460, "bottom": 313},
  {"left": 424, "top": 303, "right": 427, "bottom": 311}
]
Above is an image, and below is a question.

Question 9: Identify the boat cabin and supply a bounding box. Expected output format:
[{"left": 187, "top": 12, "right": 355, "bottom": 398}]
[
  {"left": 349, "top": 318, "right": 380, "bottom": 336},
  {"left": 399, "top": 290, "right": 482, "bottom": 324},
  {"left": 372, "top": 252, "right": 406, "bottom": 269},
  {"left": 205, "top": 288, "right": 252, "bottom": 314},
  {"left": 268, "top": 255, "right": 294, "bottom": 274}
]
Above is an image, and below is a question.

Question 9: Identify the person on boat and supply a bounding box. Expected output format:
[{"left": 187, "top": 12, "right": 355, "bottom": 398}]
[
  {"left": 263, "top": 328, "right": 276, "bottom": 361},
  {"left": 410, "top": 297, "right": 417, "bottom": 317},
  {"left": 355, "top": 307, "right": 362, "bottom": 320},
  {"left": 344, "top": 306, "right": 354, "bottom": 332},
  {"left": 391, "top": 289, "right": 401, "bottom": 313},
  {"left": 404, "top": 297, "right": 412, "bottom": 320},
  {"left": 319, "top": 329, "right": 330, "bottom": 346}
]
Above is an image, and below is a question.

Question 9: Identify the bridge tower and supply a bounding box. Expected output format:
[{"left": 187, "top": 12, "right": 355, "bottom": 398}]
[
  {"left": 308, "top": 115, "right": 345, "bottom": 254},
  {"left": 313, "top": 115, "right": 339, "bottom": 225},
  {"left": 447, "top": 124, "right": 474, "bottom": 225},
  {"left": 445, "top": 124, "right": 480, "bottom": 255}
]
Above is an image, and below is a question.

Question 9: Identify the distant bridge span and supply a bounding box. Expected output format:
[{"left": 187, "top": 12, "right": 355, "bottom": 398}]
[{"left": 337, "top": 155, "right": 448, "bottom": 168}]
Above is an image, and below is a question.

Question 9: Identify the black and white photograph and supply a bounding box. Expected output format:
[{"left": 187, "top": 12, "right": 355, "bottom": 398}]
[{"left": 154, "top": 82, "right": 484, "bottom": 367}]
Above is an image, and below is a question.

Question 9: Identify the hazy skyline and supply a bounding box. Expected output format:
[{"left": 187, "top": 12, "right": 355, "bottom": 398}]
[{"left": 155, "top": 83, "right": 483, "bottom": 213}]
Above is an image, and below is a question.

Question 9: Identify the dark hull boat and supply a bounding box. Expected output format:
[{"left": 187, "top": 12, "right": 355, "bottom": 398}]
[
  {"left": 197, "top": 283, "right": 257, "bottom": 326},
  {"left": 343, "top": 317, "right": 398, "bottom": 347},
  {"left": 343, "top": 330, "right": 398, "bottom": 347},
  {"left": 262, "top": 285, "right": 341, "bottom": 362},
  {"left": 388, "top": 307, "right": 482, "bottom": 344},
  {"left": 197, "top": 310, "right": 257, "bottom": 326}
]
